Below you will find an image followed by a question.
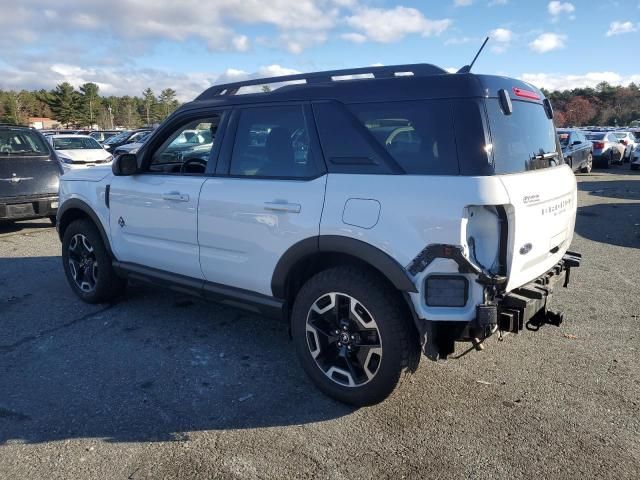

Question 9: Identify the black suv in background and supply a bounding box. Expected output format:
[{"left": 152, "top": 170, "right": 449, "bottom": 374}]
[
  {"left": 102, "top": 128, "right": 153, "bottom": 152},
  {"left": 0, "top": 124, "right": 62, "bottom": 224}
]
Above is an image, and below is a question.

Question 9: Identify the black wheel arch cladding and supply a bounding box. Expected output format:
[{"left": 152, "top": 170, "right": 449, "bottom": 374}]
[{"left": 271, "top": 235, "right": 418, "bottom": 299}]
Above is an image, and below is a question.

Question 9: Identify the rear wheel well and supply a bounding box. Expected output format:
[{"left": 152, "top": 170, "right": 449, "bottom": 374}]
[{"left": 283, "top": 252, "right": 420, "bottom": 347}]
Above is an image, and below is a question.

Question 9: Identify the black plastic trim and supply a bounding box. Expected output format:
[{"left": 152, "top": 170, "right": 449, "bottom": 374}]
[
  {"left": 56, "top": 198, "right": 113, "bottom": 258},
  {"left": 271, "top": 235, "right": 417, "bottom": 298},
  {"left": 113, "top": 261, "right": 285, "bottom": 319}
]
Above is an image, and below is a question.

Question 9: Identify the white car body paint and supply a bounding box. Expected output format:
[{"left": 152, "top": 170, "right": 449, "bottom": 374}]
[{"left": 198, "top": 176, "right": 327, "bottom": 295}]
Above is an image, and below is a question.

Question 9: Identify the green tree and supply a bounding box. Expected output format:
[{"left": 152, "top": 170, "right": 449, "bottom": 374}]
[
  {"left": 49, "top": 82, "right": 80, "bottom": 126},
  {"left": 142, "top": 88, "right": 156, "bottom": 126},
  {"left": 158, "top": 88, "right": 178, "bottom": 119},
  {"left": 79, "top": 82, "right": 100, "bottom": 126}
]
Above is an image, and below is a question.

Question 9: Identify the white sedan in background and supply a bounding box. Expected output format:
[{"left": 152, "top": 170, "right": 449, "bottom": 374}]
[{"left": 48, "top": 135, "right": 113, "bottom": 172}]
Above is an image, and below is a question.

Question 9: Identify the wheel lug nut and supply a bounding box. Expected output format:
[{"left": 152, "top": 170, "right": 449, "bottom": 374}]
[
  {"left": 350, "top": 335, "right": 355, "bottom": 340},
  {"left": 337, "top": 342, "right": 342, "bottom": 347},
  {"left": 334, "top": 330, "right": 340, "bottom": 335}
]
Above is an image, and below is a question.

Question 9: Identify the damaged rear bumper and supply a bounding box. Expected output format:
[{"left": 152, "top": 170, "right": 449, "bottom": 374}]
[{"left": 425, "top": 250, "right": 582, "bottom": 360}]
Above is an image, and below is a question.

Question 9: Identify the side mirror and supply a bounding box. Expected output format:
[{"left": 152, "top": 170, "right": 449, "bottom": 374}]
[
  {"left": 572, "top": 140, "right": 581, "bottom": 146},
  {"left": 112, "top": 153, "right": 138, "bottom": 176}
]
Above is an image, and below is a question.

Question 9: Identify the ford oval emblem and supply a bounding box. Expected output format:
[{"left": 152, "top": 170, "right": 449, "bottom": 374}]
[{"left": 519, "top": 243, "right": 533, "bottom": 255}]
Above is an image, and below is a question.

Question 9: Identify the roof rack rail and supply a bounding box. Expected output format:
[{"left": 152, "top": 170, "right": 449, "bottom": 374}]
[{"left": 196, "top": 63, "right": 448, "bottom": 100}]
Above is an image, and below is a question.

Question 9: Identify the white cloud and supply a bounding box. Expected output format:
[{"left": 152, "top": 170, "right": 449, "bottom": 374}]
[
  {"left": 341, "top": 32, "right": 368, "bottom": 44},
  {"left": 0, "top": 61, "right": 302, "bottom": 101},
  {"left": 548, "top": 1, "right": 575, "bottom": 17},
  {"left": 529, "top": 32, "right": 566, "bottom": 53},
  {"left": 345, "top": 6, "right": 452, "bottom": 43},
  {"left": 454, "top": 0, "right": 474, "bottom": 6},
  {"left": 606, "top": 21, "right": 637, "bottom": 36},
  {"left": 489, "top": 28, "right": 513, "bottom": 53},
  {"left": 521, "top": 71, "right": 640, "bottom": 91},
  {"left": 0, "top": 0, "right": 346, "bottom": 54}
]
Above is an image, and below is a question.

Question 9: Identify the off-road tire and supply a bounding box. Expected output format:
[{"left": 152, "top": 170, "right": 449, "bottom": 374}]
[
  {"left": 62, "top": 219, "right": 125, "bottom": 303},
  {"left": 291, "top": 266, "right": 420, "bottom": 406}
]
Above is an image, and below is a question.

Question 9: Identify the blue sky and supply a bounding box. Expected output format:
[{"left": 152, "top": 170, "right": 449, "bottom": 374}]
[{"left": 0, "top": 0, "right": 638, "bottom": 100}]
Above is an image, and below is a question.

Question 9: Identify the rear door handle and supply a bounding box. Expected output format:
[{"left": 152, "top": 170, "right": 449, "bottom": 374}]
[
  {"left": 162, "top": 191, "right": 189, "bottom": 202},
  {"left": 264, "top": 201, "right": 301, "bottom": 213}
]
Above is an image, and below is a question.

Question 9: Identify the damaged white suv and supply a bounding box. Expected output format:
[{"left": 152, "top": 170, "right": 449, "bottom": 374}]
[{"left": 56, "top": 64, "right": 581, "bottom": 406}]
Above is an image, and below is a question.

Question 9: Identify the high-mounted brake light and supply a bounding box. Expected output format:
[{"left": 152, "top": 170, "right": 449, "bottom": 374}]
[{"left": 512, "top": 87, "right": 540, "bottom": 100}]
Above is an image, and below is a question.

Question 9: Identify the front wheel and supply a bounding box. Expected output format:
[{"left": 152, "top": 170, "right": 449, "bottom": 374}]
[
  {"left": 604, "top": 152, "right": 612, "bottom": 169},
  {"left": 62, "top": 219, "right": 126, "bottom": 303},
  {"left": 291, "top": 266, "right": 419, "bottom": 406},
  {"left": 581, "top": 153, "right": 593, "bottom": 173}
]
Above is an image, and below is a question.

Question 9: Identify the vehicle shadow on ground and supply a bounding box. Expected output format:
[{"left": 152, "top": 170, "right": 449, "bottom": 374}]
[
  {"left": 575, "top": 202, "right": 640, "bottom": 249},
  {"left": 0, "top": 220, "right": 54, "bottom": 234},
  {"left": 577, "top": 168, "right": 640, "bottom": 201},
  {"left": 0, "top": 256, "right": 354, "bottom": 445}
]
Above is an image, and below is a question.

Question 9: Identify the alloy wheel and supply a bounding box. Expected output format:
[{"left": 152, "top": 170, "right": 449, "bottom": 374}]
[
  {"left": 305, "top": 292, "right": 383, "bottom": 387},
  {"left": 68, "top": 233, "right": 98, "bottom": 293}
]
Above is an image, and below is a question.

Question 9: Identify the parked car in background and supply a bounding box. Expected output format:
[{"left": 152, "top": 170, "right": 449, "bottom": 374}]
[
  {"left": 613, "top": 131, "right": 637, "bottom": 162},
  {"left": 102, "top": 128, "right": 153, "bottom": 152},
  {"left": 48, "top": 135, "right": 113, "bottom": 172},
  {"left": 557, "top": 129, "right": 593, "bottom": 173},
  {"left": 0, "top": 124, "right": 62, "bottom": 224},
  {"left": 585, "top": 132, "right": 624, "bottom": 167},
  {"left": 111, "top": 130, "right": 153, "bottom": 160},
  {"left": 89, "top": 131, "right": 120, "bottom": 144}
]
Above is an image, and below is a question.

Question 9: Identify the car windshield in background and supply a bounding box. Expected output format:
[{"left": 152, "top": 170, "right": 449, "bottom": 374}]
[
  {"left": 104, "top": 132, "right": 129, "bottom": 144},
  {"left": 558, "top": 132, "right": 570, "bottom": 147},
  {"left": 0, "top": 130, "right": 49, "bottom": 156},
  {"left": 53, "top": 137, "right": 102, "bottom": 150},
  {"left": 586, "top": 133, "right": 605, "bottom": 141},
  {"left": 485, "top": 99, "right": 559, "bottom": 174}
]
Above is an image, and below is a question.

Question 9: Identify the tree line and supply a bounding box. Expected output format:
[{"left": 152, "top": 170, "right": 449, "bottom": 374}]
[
  {"left": 542, "top": 81, "right": 640, "bottom": 127},
  {"left": 3, "top": 80, "right": 640, "bottom": 129},
  {"left": 0, "top": 82, "right": 180, "bottom": 129}
]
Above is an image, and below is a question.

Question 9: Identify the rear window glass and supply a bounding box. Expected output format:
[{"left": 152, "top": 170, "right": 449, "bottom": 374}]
[
  {"left": 485, "top": 99, "right": 560, "bottom": 174},
  {"left": 0, "top": 130, "right": 49, "bottom": 156},
  {"left": 586, "top": 133, "right": 604, "bottom": 140},
  {"left": 558, "top": 132, "right": 570, "bottom": 146},
  {"left": 349, "top": 100, "right": 458, "bottom": 175}
]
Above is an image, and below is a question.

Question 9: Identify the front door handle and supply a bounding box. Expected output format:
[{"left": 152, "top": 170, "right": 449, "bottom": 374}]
[
  {"left": 162, "top": 191, "right": 189, "bottom": 202},
  {"left": 264, "top": 201, "right": 301, "bottom": 213}
]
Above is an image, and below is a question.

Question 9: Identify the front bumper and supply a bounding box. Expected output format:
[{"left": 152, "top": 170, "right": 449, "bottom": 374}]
[
  {"left": 0, "top": 195, "right": 58, "bottom": 221},
  {"left": 424, "top": 250, "right": 582, "bottom": 360}
]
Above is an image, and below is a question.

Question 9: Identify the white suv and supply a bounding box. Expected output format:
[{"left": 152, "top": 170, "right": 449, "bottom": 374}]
[{"left": 56, "top": 64, "right": 581, "bottom": 406}]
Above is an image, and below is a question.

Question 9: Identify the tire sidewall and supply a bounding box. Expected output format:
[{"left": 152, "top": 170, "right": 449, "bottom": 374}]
[
  {"left": 62, "top": 220, "right": 116, "bottom": 303},
  {"left": 291, "top": 269, "right": 410, "bottom": 406}
]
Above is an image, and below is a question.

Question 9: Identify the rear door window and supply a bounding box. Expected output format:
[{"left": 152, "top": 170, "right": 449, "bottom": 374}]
[
  {"left": 349, "top": 100, "right": 459, "bottom": 175},
  {"left": 230, "top": 105, "right": 319, "bottom": 178}
]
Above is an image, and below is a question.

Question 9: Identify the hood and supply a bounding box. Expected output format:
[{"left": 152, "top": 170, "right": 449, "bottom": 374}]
[
  {"left": 56, "top": 148, "right": 112, "bottom": 163},
  {"left": 61, "top": 166, "right": 112, "bottom": 182}
]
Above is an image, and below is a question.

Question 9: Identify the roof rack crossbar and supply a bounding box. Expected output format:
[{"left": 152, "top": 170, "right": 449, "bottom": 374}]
[{"left": 197, "top": 63, "right": 447, "bottom": 100}]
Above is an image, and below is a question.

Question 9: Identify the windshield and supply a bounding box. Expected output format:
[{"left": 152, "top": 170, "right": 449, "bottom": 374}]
[
  {"left": 53, "top": 137, "right": 102, "bottom": 150},
  {"left": 104, "top": 131, "right": 130, "bottom": 144},
  {"left": 128, "top": 131, "right": 151, "bottom": 143},
  {"left": 0, "top": 130, "right": 49, "bottom": 156},
  {"left": 485, "top": 99, "right": 560, "bottom": 174}
]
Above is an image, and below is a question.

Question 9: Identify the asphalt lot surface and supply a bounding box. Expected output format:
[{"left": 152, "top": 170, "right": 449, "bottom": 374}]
[{"left": 1, "top": 167, "right": 639, "bottom": 479}]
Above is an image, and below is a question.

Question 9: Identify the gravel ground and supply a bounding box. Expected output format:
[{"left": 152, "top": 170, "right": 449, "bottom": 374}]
[{"left": 0, "top": 168, "right": 639, "bottom": 479}]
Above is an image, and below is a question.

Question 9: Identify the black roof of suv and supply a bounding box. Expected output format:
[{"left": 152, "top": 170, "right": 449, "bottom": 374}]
[{"left": 189, "top": 63, "right": 546, "bottom": 107}]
